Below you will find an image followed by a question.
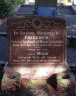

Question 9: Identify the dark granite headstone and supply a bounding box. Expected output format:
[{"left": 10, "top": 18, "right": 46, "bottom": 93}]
[
  {"left": 34, "top": 0, "right": 57, "bottom": 14},
  {"left": 8, "top": 17, "right": 66, "bottom": 66}
]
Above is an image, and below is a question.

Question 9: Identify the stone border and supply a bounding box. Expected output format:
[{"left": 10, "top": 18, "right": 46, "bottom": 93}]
[
  {"left": 0, "top": 61, "right": 5, "bottom": 65},
  {"left": 13, "top": 4, "right": 21, "bottom": 12},
  {"left": 57, "top": 5, "right": 76, "bottom": 16},
  {"left": 0, "top": 32, "right": 7, "bottom": 35},
  {"left": 71, "top": 6, "right": 76, "bottom": 15},
  {"left": 69, "top": 65, "right": 76, "bottom": 70},
  {"left": 14, "top": 4, "right": 34, "bottom": 15},
  {"left": 58, "top": 5, "right": 72, "bottom": 8}
]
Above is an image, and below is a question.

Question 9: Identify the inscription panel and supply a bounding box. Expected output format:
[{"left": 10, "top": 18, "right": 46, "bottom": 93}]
[
  {"left": 38, "top": 7, "right": 56, "bottom": 16},
  {"left": 8, "top": 17, "right": 66, "bottom": 66}
]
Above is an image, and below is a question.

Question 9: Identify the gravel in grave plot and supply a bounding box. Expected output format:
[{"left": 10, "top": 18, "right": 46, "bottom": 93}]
[
  {"left": 17, "top": 5, "right": 34, "bottom": 14},
  {"left": 58, "top": 7, "right": 74, "bottom": 15},
  {"left": 0, "top": 21, "right": 7, "bottom": 32},
  {"left": 67, "top": 47, "right": 76, "bottom": 63},
  {"left": 0, "top": 36, "right": 8, "bottom": 61},
  {"left": 57, "top": 15, "right": 76, "bottom": 36}
]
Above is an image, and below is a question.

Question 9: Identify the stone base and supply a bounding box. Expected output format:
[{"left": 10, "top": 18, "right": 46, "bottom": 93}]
[
  {"left": 1, "top": 72, "right": 21, "bottom": 92},
  {"left": 4, "top": 65, "right": 68, "bottom": 79},
  {"left": 57, "top": 73, "right": 76, "bottom": 94},
  {"left": 47, "top": 72, "right": 76, "bottom": 94}
]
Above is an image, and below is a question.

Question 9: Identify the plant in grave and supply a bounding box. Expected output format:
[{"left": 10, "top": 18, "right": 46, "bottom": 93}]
[
  {"left": 63, "top": 92, "right": 68, "bottom": 95},
  {"left": 40, "top": 80, "right": 46, "bottom": 85},
  {"left": 26, "top": 83, "right": 36, "bottom": 91},
  {"left": 31, "top": 79, "right": 36, "bottom": 83},
  {"left": 7, "top": 0, "right": 25, "bottom": 4},
  {"left": 0, "top": 1, "right": 13, "bottom": 18},
  {"left": 1, "top": 28, "right": 3, "bottom": 30},
  {"left": 27, "top": 85, "right": 36, "bottom": 90}
]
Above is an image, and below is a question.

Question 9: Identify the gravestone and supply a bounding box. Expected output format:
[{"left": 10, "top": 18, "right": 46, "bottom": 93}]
[
  {"left": 73, "top": 0, "right": 76, "bottom": 5},
  {"left": 5, "top": 17, "right": 67, "bottom": 79},
  {"left": 33, "top": 0, "right": 57, "bottom": 14},
  {"left": 7, "top": 17, "right": 66, "bottom": 66}
]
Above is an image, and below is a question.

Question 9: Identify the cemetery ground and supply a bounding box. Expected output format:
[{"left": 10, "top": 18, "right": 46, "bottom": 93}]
[
  {"left": 0, "top": 3, "right": 76, "bottom": 96},
  {"left": 0, "top": 72, "right": 76, "bottom": 96}
]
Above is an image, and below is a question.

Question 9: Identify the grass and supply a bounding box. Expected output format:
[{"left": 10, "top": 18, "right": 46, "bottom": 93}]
[
  {"left": 26, "top": 84, "right": 36, "bottom": 91},
  {"left": 31, "top": 79, "right": 36, "bottom": 83},
  {"left": 23, "top": 79, "right": 47, "bottom": 92},
  {"left": 58, "top": 79, "right": 70, "bottom": 86},
  {"left": 57, "top": 73, "right": 70, "bottom": 86}
]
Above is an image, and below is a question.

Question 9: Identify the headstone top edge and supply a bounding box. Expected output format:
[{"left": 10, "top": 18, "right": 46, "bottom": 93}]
[{"left": 7, "top": 16, "right": 66, "bottom": 21}]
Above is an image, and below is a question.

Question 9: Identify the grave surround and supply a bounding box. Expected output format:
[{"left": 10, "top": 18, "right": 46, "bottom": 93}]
[
  {"left": 4, "top": 17, "right": 67, "bottom": 79},
  {"left": 7, "top": 17, "right": 66, "bottom": 66}
]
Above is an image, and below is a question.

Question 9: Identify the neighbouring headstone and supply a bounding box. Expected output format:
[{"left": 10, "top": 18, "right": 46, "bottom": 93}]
[
  {"left": 7, "top": 17, "right": 66, "bottom": 66},
  {"left": 73, "top": 0, "right": 76, "bottom": 5},
  {"left": 33, "top": 0, "right": 57, "bottom": 14},
  {"left": 38, "top": 7, "right": 56, "bottom": 16}
]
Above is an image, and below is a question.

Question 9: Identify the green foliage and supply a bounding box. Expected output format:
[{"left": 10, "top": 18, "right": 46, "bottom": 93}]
[
  {"left": 27, "top": 85, "right": 36, "bottom": 90},
  {"left": 57, "top": 73, "right": 70, "bottom": 79},
  {"left": 57, "top": 73, "right": 70, "bottom": 86},
  {"left": 40, "top": 80, "right": 46, "bottom": 85},
  {"left": 26, "top": 82, "right": 36, "bottom": 91},
  {"left": 0, "top": 1, "right": 13, "bottom": 18},
  {"left": 63, "top": 92, "right": 68, "bottom": 95},
  {"left": 58, "top": 79, "right": 70, "bottom": 86},
  {"left": 7, "top": 0, "right": 25, "bottom": 4},
  {"left": 1, "top": 28, "right": 3, "bottom": 30},
  {"left": 0, "top": 0, "right": 25, "bottom": 18},
  {"left": 31, "top": 79, "right": 36, "bottom": 83}
]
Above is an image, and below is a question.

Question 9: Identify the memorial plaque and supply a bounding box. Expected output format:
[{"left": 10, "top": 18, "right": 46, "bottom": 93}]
[
  {"left": 8, "top": 17, "right": 66, "bottom": 66},
  {"left": 38, "top": 7, "right": 56, "bottom": 16}
]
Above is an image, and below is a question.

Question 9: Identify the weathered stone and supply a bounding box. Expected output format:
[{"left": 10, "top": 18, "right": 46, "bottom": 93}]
[
  {"left": 46, "top": 73, "right": 76, "bottom": 94},
  {"left": 57, "top": 81, "right": 75, "bottom": 93},
  {"left": 1, "top": 72, "right": 21, "bottom": 92},
  {"left": 42, "top": 84, "right": 65, "bottom": 96},
  {"left": 57, "top": 73, "right": 75, "bottom": 94},
  {"left": 7, "top": 74, "right": 15, "bottom": 79},
  {"left": 7, "top": 17, "right": 66, "bottom": 66},
  {"left": 4, "top": 66, "right": 67, "bottom": 79},
  {"left": 6, "top": 16, "right": 67, "bottom": 79}
]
